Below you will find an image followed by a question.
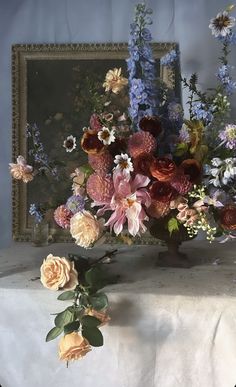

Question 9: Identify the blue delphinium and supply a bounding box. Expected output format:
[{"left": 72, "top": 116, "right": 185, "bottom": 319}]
[
  {"left": 127, "top": 3, "right": 158, "bottom": 128},
  {"left": 160, "top": 49, "right": 178, "bottom": 67},
  {"left": 29, "top": 203, "right": 44, "bottom": 223},
  {"left": 27, "top": 123, "right": 59, "bottom": 179},
  {"left": 217, "top": 65, "right": 236, "bottom": 96},
  {"left": 218, "top": 31, "right": 236, "bottom": 45},
  {"left": 192, "top": 102, "right": 214, "bottom": 125}
]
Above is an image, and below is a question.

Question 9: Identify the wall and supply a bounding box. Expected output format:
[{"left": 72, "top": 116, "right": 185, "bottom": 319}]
[{"left": 0, "top": 0, "right": 235, "bottom": 247}]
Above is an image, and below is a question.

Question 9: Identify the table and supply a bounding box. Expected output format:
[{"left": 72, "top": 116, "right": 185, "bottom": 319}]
[{"left": 1, "top": 241, "right": 236, "bottom": 387}]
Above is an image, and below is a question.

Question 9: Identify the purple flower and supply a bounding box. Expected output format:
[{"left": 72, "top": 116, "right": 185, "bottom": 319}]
[
  {"left": 160, "top": 50, "right": 178, "bottom": 66},
  {"left": 29, "top": 203, "right": 44, "bottom": 223},
  {"left": 192, "top": 102, "right": 214, "bottom": 124},
  {"left": 168, "top": 102, "right": 183, "bottom": 122},
  {"left": 217, "top": 65, "right": 236, "bottom": 96},
  {"left": 178, "top": 125, "right": 190, "bottom": 143},
  {"left": 219, "top": 124, "right": 236, "bottom": 149},
  {"left": 66, "top": 195, "right": 85, "bottom": 214}
]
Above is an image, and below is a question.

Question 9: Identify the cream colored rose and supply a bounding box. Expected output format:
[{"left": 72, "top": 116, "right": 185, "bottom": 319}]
[
  {"left": 59, "top": 332, "right": 91, "bottom": 362},
  {"left": 103, "top": 68, "right": 128, "bottom": 94},
  {"left": 70, "top": 211, "right": 104, "bottom": 248},
  {"left": 86, "top": 309, "right": 111, "bottom": 326},
  {"left": 40, "top": 254, "right": 78, "bottom": 290}
]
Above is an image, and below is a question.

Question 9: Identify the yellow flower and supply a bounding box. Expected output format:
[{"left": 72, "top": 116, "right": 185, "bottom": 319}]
[
  {"left": 40, "top": 254, "right": 78, "bottom": 291},
  {"left": 70, "top": 211, "right": 104, "bottom": 248},
  {"left": 59, "top": 332, "right": 91, "bottom": 362},
  {"left": 103, "top": 68, "right": 128, "bottom": 94}
]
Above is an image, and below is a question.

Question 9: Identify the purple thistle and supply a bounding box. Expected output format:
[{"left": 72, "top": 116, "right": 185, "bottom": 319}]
[{"left": 218, "top": 124, "right": 236, "bottom": 149}]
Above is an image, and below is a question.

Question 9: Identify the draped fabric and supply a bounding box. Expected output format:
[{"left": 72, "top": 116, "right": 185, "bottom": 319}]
[
  {"left": 1, "top": 242, "right": 236, "bottom": 387},
  {"left": 0, "top": 0, "right": 235, "bottom": 247}
]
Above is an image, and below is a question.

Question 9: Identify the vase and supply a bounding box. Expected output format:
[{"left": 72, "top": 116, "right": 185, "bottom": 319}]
[
  {"left": 149, "top": 218, "right": 194, "bottom": 268},
  {"left": 32, "top": 221, "right": 49, "bottom": 247}
]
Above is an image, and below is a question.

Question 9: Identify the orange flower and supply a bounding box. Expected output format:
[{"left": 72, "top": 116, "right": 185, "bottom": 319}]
[
  {"left": 219, "top": 205, "right": 236, "bottom": 231},
  {"left": 81, "top": 128, "right": 104, "bottom": 155},
  {"left": 58, "top": 332, "right": 91, "bottom": 362},
  {"left": 150, "top": 158, "right": 177, "bottom": 182}
]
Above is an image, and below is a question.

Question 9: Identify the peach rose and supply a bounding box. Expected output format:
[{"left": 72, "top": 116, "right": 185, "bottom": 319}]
[
  {"left": 70, "top": 211, "right": 104, "bottom": 248},
  {"left": 40, "top": 254, "right": 78, "bottom": 290},
  {"left": 59, "top": 332, "right": 91, "bottom": 362},
  {"left": 9, "top": 155, "right": 34, "bottom": 183}
]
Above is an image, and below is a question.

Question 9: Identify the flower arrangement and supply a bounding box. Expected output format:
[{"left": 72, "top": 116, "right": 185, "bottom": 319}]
[{"left": 9, "top": 3, "right": 236, "bottom": 362}]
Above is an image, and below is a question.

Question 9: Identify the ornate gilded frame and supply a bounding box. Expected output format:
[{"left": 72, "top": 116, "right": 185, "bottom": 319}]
[{"left": 12, "top": 42, "right": 179, "bottom": 242}]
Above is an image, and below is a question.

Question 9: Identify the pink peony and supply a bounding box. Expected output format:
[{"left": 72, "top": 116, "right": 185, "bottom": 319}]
[{"left": 95, "top": 171, "right": 151, "bottom": 236}]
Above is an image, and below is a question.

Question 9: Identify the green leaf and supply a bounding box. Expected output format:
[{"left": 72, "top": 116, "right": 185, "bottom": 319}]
[
  {"left": 89, "top": 292, "right": 108, "bottom": 311},
  {"left": 54, "top": 309, "right": 73, "bottom": 328},
  {"left": 82, "top": 327, "right": 103, "bottom": 347},
  {"left": 174, "top": 143, "right": 188, "bottom": 157},
  {"left": 57, "top": 291, "right": 75, "bottom": 301},
  {"left": 168, "top": 218, "right": 179, "bottom": 236},
  {"left": 85, "top": 267, "right": 107, "bottom": 290},
  {"left": 46, "top": 326, "right": 63, "bottom": 342},
  {"left": 81, "top": 315, "right": 101, "bottom": 328},
  {"left": 64, "top": 321, "right": 80, "bottom": 335}
]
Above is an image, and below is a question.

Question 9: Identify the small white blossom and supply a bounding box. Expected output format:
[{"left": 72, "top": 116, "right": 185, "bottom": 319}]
[
  {"left": 63, "top": 135, "right": 76, "bottom": 152},
  {"left": 114, "top": 153, "right": 134, "bottom": 176},
  {"left": 98, "top": 126, "right": 116, "bottom": 145},
  {"left": 208, "top": 157, "right": 236, "bottom": 187}
]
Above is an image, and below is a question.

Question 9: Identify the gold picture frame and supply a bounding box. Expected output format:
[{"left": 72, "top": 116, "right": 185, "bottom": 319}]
[{"left": 12, "top": 42, "right": 179, "bottom": 242}]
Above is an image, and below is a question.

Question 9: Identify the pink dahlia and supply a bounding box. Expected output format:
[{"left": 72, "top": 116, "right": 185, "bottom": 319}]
[
  {"left": 86, "top": 173, "right": 114, "bottom": 203},
  {"left": 95, "top": 171, "right": 151, "bottom": 236},
  {"left": 170, "top": 174, "right": 193, "bottom": 195},
  {"left": 88, "top": 151, "right": 113, "bottom": 175},
  {"left": 128, "top": 131, "right": 157, "bottom": 158},
  {"left": 54, "top": 205, "right": 73, "bottom": 229}
]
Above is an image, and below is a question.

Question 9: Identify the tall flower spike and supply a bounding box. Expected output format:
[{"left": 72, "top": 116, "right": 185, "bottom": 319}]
[{"left": 127, "top": 3, "right": 158, "bottom": 128}]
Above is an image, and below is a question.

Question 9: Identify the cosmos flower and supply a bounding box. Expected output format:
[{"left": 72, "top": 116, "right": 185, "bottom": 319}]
[
  {"left": 103, "top": 68, "right": 128, "bottom": 94},
  {"left": 98, "top": 126, "right": 116, "bottom": 145},
  {"left": 209, "top": 11, "right": 235, "bottom": 38},
  {"left": 218, "top": 124, "right": 236, "bottom": 149},
  {"left": 114, "top": 153, "right": 134, "bottom": 176},
  {"left": 63, "top": 135, "right": 77, "bottom": 152}
]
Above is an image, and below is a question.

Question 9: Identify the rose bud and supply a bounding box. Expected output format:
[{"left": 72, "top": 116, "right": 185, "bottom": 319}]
[
  {"left": 150, "top": 157, "right": 177, "bottom": 182},
  {"left": 133, "top": 153, "right": 155, "bottom": 177},
  {"left": 81, "top": 128, "right": 104, "bottom": 154},
  {"left": 139, "top": 116, "right": 162, "bottom": 136},
  {"left": 219, "top": 205, "right": 236, "bottom": 231},
  {"left": 180, "top": 159, "right": 202, "bottom": 183},
  {"left": 149, "top": 181, "right": 177, "bottom": 203}
]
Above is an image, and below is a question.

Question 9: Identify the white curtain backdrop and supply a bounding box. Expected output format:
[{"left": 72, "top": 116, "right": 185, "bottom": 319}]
[{"left": 0, "top": 0, "right": 235, "bottom": 247}]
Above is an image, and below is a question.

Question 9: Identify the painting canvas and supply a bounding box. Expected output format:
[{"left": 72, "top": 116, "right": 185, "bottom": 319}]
[{"left": 12, "top": 43, "right": 179, "bottom": 241}]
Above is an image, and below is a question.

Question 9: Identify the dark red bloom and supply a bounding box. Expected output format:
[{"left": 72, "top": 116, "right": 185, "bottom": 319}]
[
  {"left": 180, "top": 159, "right": 202, "bottom": 183},
  {"left": 81, "top": 129, "right": 104, "bottom": 154},
  {"left": 149, "top": 181, "right": 177, "bottom": 203},
  {"left": 133, "top": 153, "right": 155, "bottom": 177},
  {"left": 150, "top": 158, "right": 177, "bottom": 182},
  {"left": 139, "top": 116, "right": 162, "bottom": 136},
  {"left": 220, "top": 205, "right": 236, "bottom": 231}
]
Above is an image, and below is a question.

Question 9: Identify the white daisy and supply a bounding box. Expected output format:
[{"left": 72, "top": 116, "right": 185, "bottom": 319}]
[
  {"left": 63, "top": 135, "right": 77, "bottom": 152},
  {"left": 209, "top": 11, "right": 235, "bottom": 37},
  {"left": 98, "top": 126, "right": 116, "bottom": 145},
  {"left": 114, "top": 153, "right": 134, "bottom": 175}
]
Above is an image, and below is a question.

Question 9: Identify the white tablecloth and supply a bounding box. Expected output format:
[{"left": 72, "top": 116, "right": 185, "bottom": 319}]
[{"left": 1, "top": 241, "right": 236, "bottom": 387}]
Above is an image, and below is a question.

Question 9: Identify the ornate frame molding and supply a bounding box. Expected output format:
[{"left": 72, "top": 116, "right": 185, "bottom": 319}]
[{"left": 12, "top": 42, "right": 178, "bottom": 242}]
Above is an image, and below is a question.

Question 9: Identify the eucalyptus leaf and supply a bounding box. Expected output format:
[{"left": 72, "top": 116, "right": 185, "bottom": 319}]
[
  {"left": 64, "top": 321, "right": 81, "bottom": 335},
  {"left": 46, "top": 326, "right": 63, "bottom": 342},
  {"left": 57, "top": 291, "right": 75, "bottom": 301},
  {"left": 54, "top": 309, "right": 73, "bottom": 328},
  {"left": 81, "top": 315, "right": 101, "bottom": 328},
  {"left": 82, "top": 327, "right": 103, "bottom": 347}
]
